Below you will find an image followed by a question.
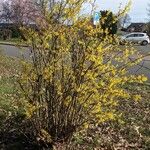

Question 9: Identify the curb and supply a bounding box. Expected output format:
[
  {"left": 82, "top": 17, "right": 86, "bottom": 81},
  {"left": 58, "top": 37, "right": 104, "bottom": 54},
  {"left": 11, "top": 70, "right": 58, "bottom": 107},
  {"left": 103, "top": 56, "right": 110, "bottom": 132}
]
[{"left": 0, "top": 42, "right": 28, "bottom": 47}]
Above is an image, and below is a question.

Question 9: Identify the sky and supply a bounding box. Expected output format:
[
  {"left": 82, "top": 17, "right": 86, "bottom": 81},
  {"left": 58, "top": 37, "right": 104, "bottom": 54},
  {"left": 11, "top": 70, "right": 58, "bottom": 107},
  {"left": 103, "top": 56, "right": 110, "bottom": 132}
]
[
  {"left": 95, "top": 0, "right": 149, "bottom": 23},
  {"left": 0, "top": 0, "right": 149, "bottom": 23}
]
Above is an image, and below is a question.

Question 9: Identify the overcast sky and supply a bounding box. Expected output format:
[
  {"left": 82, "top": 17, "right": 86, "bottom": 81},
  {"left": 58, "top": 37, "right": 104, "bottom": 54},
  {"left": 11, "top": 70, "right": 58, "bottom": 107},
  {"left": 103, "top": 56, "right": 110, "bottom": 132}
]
[
  {"left": 96, "top": 0, "right": 149, "bottom": 22},
  {"left": 0, "top": 0, "right": 149, "bottom": 23}
]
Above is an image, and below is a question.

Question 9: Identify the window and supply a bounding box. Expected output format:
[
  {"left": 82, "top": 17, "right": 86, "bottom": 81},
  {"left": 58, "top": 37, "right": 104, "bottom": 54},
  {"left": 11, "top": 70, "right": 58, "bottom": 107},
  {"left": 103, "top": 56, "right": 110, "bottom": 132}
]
[
  {"left": 138, "top": 34, "right": 144, "bottom": 37},
  {"left": 133, "top": 34, "right": 139, "bottom": 37},
  {"left": 126, "top": 34, "right": 140, "bottom": 38},
  {"left": 126, "top": 34, "right": 134, "bottom": 38}
]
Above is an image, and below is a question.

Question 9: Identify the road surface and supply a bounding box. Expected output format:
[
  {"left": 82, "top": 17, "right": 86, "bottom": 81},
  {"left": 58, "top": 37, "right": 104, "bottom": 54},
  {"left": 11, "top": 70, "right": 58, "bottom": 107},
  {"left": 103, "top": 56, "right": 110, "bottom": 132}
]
[
  {"left": 0, "top": 44, "right": 150, "bottom": 80},
  {"left": 0, "top": 44, "right": 30, "bottom": 59}
]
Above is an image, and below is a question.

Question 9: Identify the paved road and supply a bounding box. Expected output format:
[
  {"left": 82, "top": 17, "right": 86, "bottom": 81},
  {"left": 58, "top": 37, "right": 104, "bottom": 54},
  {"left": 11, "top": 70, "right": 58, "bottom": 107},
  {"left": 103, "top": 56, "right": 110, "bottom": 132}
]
[
  {"left": 130, "top": 45, "right": 150, "bottom": 81},
  {"left": 135, "top": 45, "right": 150, "bottom": 55},
  {"left": 0, "top": 44, "right": 150, "bottom": 80},
  {"left": 0, "top": 44, "right": 30, "bottom": 59}
]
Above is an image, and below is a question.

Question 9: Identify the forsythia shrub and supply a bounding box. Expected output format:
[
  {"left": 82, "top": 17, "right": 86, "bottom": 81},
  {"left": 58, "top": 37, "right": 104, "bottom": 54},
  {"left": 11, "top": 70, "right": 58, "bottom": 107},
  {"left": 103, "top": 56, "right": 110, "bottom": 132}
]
[{"left": 18, "top": 0, "right": 147, "bottom": 148}]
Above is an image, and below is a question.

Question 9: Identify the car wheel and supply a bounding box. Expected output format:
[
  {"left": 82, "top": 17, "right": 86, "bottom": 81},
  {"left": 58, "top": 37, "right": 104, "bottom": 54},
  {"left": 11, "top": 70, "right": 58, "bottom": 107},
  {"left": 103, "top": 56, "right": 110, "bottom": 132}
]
[{"left": 141, "top": 40, "right": 148, "bottom": 46}]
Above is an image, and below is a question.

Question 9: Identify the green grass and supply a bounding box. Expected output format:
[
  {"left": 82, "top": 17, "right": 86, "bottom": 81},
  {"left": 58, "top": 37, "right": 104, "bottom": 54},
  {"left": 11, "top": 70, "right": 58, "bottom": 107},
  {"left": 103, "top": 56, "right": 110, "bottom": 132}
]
[
  {"left": 0, "top": 37, "right": 21, "bottom": 42},
  {"left": 0, "top": 54, "right": 20, "bottom": 113},
  {"left": 0, "top": 38, "right": 23, "bottom": 45},
  {"left": 0, "top": 78, "right": 14, "bottom": 112},
  {"left": 0, "top": 53, "right": 150, "bottom": 149},
  {"left": 0, "top": 53, "right": 20, "bottom": 76},
  {"left": 0, "top": 78, "right": 14, "bottom": 95}
]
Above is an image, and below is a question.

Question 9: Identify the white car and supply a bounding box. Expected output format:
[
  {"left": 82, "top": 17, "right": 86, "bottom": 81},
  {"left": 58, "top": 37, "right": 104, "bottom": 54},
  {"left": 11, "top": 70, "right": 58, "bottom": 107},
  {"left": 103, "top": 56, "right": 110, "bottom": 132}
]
[{"left": 120, "top": 32, "right": 150, "bottom": 46}]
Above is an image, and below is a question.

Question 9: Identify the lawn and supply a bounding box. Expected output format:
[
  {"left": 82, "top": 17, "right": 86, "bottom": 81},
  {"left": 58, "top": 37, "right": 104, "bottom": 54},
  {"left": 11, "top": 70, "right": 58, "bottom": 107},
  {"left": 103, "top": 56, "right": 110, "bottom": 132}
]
[
  {"left": 0, "top": 53, "right": 150, "bottom": 149},
  {"left": 0, "top": 54, "right": 20, "bottom": 115},
  {"left": 0, "top": 37, "right": 20, "bottom": 43},
  {"left": 0, "top": 38, "right": 26, "bottom": 46}
]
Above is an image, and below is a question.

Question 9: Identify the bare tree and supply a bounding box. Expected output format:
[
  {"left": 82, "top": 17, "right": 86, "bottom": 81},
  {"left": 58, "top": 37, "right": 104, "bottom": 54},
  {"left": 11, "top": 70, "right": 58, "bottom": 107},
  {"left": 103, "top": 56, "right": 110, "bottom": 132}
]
[
  {"left": 119, "top": 13, "right": 131, "bottom": 28},
  {"left": 0, "top": 0, "right": 46, "bottom": 39},
  {"left": 0, "top": 1, "right": 12, "bottom": 23},
  {"left": 147, "top": 3, "right": 150, "bottom": 19},
  {"left": 0, "top": 0, "right": 44, "bottom": 26},
  {"left": 147, "top": 3, "right": 150, "bottom": 35}
]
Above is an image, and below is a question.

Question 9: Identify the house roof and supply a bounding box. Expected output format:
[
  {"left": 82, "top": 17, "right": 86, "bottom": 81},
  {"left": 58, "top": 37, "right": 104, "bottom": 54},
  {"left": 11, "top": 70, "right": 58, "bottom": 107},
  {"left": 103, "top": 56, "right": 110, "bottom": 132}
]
[
  {"left": 127, "top": 23, "right": 146, "bottom": 29},
  {"left": 0, "top": 23, "right": 14, "bottom": 28},
  {"left": 0, "top": 23, "right": 37, "bottom": 29}
]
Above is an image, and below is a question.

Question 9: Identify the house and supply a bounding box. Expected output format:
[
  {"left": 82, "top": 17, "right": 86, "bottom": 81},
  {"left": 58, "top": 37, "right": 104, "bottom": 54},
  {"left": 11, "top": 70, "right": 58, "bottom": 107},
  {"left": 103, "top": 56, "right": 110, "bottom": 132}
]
[
  {"left": 126, "top": 23, "right": 148, "bottom": 33},
  {"left": 0, "top": 22, "right": 37, "bottom": 40},
  {"left": 0, "top": 23, "right": 14, "bottom": 40}
]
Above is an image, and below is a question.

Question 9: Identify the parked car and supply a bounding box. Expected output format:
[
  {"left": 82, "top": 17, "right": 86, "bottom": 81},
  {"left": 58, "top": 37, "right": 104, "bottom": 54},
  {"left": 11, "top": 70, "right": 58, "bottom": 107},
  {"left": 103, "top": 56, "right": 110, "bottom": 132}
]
[{"left": 120, "top": 32, "right": 150, "bottom": 46}]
